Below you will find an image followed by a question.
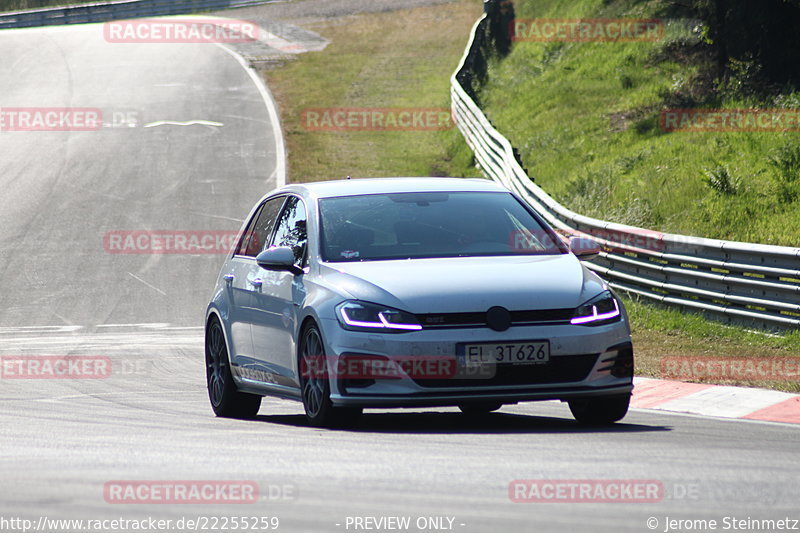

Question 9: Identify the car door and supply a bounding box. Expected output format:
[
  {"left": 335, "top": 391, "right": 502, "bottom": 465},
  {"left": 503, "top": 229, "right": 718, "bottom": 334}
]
[
  {"left": 224, "top": 196, "right": 286, "bottom": 374},
  {"left": 250, "top": 195, "right": 308, "bottom": 386}
]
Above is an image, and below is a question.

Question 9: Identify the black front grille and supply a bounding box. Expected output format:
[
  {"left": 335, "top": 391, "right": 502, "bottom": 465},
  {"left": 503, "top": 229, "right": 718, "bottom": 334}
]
[
  {"left": 412, "top": 353, "right": 599, "bottom": 388},
  {"left": 418, "top": 308, "right": 573, "bottom": 329}
]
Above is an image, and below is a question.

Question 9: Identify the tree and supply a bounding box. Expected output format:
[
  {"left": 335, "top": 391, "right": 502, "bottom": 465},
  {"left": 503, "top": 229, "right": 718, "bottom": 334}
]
[{"left": 690, "top": 0, "right": 800, "bottom": 88}]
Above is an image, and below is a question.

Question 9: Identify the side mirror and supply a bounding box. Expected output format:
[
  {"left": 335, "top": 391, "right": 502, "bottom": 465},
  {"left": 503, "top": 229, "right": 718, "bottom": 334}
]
[
  {"left": 256, "top": 247, "right": 304, "bottom": 275},
  {"left": 569, "top": 236, "right": 601, "bottom": 261}
]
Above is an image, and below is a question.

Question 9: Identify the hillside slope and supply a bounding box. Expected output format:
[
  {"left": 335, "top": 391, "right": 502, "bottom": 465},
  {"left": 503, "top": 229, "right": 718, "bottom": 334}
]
[{"left": 479, "top": 0, "right": 800, "bottom": 246}]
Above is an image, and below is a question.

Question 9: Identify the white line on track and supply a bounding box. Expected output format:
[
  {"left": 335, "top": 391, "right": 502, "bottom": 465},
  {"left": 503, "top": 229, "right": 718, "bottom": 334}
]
[
  {"left": 3, "top": 18, "right": 288, "bottom": 190},
  {"left": 216, "top": 41, "right": 287, "bottom": 188},
  {"left": 0, "top": 324, "right": 204, "bottom": 333},
  {"left": 0, "top": 326, "right": 83, "bottom": 334},
  {"left": 126, "top": 272, "right": 167, "bottom": 296},
  {"left": 143, "top": 120, "right": 224, "bottom": 128},
  {"left": 96, "top": 323, "right": 171, "bottom": 329},
  {"left": 35, "top": 391, "right": 199, "bottom": 402}
]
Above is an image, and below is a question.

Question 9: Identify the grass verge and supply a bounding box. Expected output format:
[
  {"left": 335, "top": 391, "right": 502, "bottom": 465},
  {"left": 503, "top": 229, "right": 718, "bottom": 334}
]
[
  {"left": 261, "top": 0, "right": 800, "bottom": 393},
  {"left": 264, "top": 0, "right": 482, "bottom": 182},
  {"left": 626, "top": 296, "right": 800, "bottom": 393}
]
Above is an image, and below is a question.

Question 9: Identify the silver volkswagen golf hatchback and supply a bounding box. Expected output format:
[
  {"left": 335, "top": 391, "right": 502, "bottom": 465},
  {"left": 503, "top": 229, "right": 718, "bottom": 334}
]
[{"left": 205, "top": 178, "right": 634, "bottom": 427}]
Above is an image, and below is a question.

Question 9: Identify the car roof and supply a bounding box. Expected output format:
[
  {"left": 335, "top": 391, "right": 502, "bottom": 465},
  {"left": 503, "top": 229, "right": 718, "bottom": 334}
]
[{"left": 273, "top": 177, "right": 509, "bottom": 200}]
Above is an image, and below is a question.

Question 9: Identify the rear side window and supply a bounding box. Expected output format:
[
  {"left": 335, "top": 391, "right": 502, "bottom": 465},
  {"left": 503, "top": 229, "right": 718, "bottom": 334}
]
[
  {"left": 236, "top": 197, "right": 286, "bottom": 257},
  {"left": 270, "top": 196, "right": 308, "bottom": 266}
]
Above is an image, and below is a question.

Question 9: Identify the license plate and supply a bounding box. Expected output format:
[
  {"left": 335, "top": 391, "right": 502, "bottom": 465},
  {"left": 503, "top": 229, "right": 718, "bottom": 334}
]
[{"left": 460, "top": 341, "right": 550, "bottom": 367}]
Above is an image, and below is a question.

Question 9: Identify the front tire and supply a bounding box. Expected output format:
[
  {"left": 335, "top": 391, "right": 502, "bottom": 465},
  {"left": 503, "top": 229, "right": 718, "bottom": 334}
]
[
  {"left": 205, "top": 317, "right": 262, "bottom": 419},
  {"left": 568, "top": 394, "right": 630, "bottom": 425},
  {"left": 299, "top": 323, "right": 361, "bottom": 428}
]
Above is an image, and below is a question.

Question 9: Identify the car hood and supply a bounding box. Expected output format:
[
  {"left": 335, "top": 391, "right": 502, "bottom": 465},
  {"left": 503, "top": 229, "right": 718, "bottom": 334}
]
[{"left": 318, "top": 254, "right": 604, "bottom": 313}]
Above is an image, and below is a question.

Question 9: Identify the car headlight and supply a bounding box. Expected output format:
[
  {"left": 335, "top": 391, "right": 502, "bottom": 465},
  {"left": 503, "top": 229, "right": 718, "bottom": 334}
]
[
  {"left": 336, "top": 301, "right": 423, "bottom": 332},
  {"left": 571, "top": 291, "right": 621, "bottom": 326}
]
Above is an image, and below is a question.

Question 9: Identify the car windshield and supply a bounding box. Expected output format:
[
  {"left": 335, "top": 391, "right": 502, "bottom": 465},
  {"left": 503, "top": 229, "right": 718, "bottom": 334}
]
[{"left": 319, "top": 191, "right": 567, "bottom": 262}]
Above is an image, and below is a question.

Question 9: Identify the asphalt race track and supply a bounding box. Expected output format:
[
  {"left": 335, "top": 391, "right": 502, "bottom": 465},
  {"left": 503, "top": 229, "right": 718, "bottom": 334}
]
[
  {"left": 0, "top": 23, "right": 281, "bottom": 328},
  {"left": 1, "top": 19, "right": 799, "bottom": 533}
]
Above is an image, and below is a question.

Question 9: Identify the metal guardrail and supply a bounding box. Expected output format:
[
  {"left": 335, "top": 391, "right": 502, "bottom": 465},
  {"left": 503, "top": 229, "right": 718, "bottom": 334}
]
[
  {"left": 452, "top": 14, "right": 800, "bottom": 330},
  {"left": 0, "top": 0, "right": 277, "bottom": 29}
]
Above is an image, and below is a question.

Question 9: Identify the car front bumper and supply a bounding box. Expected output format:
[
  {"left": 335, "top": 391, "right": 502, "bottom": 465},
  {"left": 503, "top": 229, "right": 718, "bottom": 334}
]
[{"left": 318, "top": 318, "right": 634, "bottom": 408}]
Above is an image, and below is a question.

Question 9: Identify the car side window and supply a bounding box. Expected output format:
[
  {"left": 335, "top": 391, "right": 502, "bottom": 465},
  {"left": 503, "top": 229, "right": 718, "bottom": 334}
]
[
  {"left": 270, "top": 196, "right": 308, "bottom": 266},
  {"left": 235, "top": 204, "right": 263, "bottom": 257},
  {"left": 236, "top": 197, "right": 286, "bottom": 257}
]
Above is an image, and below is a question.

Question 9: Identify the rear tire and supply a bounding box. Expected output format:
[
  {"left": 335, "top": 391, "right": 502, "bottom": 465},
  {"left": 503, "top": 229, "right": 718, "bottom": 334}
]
[
  {"left": 299, "top": 323, "right": 361, "bottom": 428},
  {"left": 568, "top": 394, "right": 630, "bottom": 425},
  {"left": 205, "top": 317, "right": 262, "bottom": 419},
  {"left": 458, "top": 402, "right": 503, "bottom": 416}
]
